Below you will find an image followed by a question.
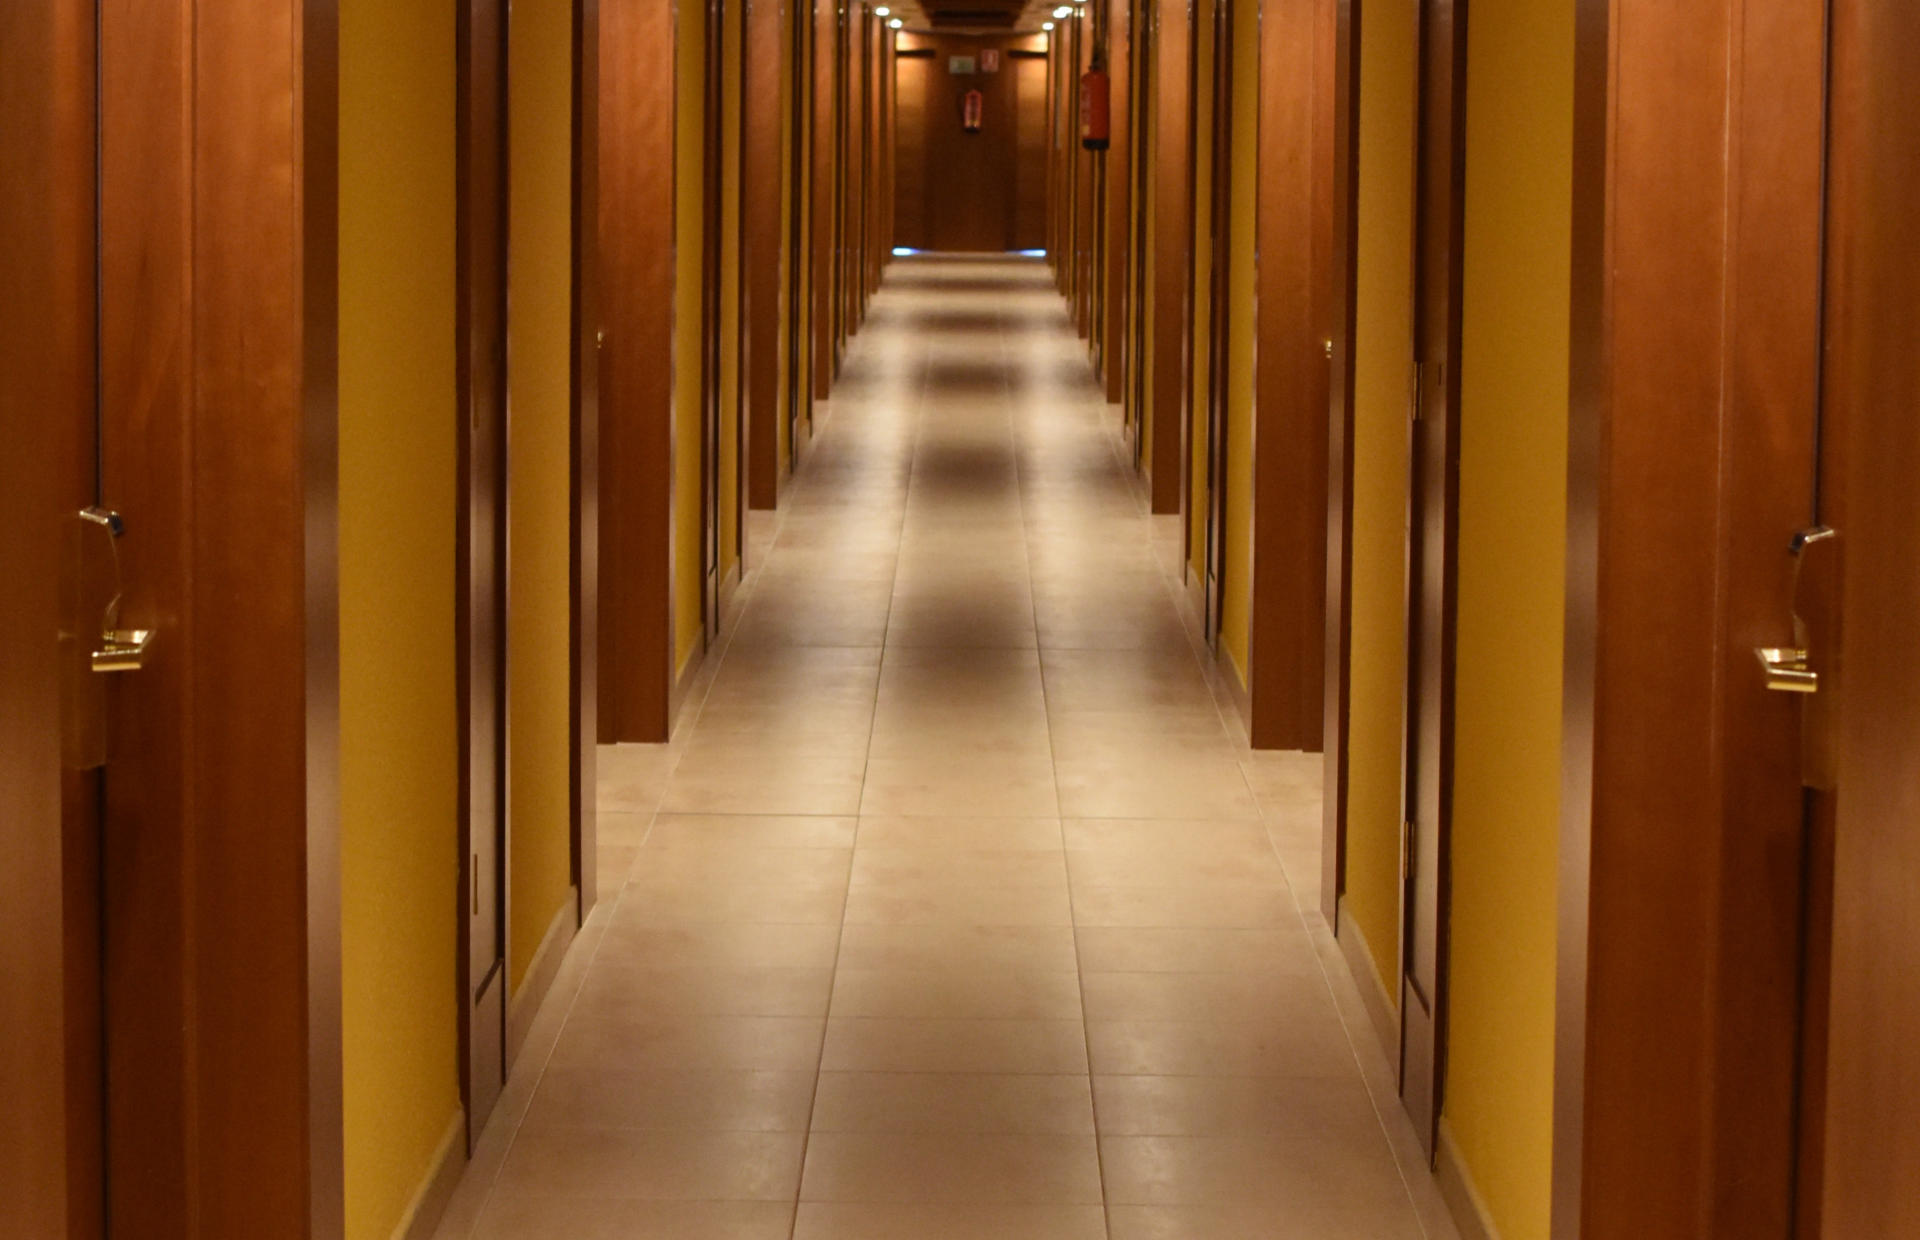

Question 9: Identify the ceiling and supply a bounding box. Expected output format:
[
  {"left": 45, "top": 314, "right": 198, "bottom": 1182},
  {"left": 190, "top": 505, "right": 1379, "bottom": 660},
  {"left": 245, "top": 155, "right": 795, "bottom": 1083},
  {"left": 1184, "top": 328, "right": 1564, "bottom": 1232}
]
[{"left": 872, "top": 0, "right": 1082, "bottom": 37}]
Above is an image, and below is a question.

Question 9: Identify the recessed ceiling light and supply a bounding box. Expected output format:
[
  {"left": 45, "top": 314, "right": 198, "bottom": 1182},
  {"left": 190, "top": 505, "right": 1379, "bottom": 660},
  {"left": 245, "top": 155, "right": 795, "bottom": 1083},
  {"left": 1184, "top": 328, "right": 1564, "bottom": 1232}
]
[
  {"left": 1042, "top": 19, "right": 1054, "bottom": 27},
  {"left": 1052, "top": 4, "right": 1071, "bottom": 15},
  {"left": 889, "top": 16, "right": 903, "bottom": 26},
  {"left": 874, "top": 4, "right": 888, "bottom": 13}
]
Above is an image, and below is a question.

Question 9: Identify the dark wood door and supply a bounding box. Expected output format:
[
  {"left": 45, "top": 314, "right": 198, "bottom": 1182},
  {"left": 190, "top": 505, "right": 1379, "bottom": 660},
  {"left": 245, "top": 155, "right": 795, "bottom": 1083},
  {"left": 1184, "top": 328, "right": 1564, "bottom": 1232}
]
[
  {"left": 1816, "top": 0, "right": 1920, "bottom": 1230},
  {"left": 0, "top": 3, "right": 105, "bottom": 1233},
  {"left": 458, "top": 0, "right": 511, "bottom": 1143},
  {"left": 1200, "top": 0, "right": 1234, "bottom": 644},
  {"left": 1399, "top": 0, "right": 1465, "bottom": 1159}
]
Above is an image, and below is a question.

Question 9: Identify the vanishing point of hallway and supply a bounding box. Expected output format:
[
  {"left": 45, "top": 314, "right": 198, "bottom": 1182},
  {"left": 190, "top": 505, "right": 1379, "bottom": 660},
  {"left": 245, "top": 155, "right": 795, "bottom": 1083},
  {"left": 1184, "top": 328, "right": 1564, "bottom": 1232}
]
[{"left": 432, "top": 256, "right": 1457, "bottom": 1239}]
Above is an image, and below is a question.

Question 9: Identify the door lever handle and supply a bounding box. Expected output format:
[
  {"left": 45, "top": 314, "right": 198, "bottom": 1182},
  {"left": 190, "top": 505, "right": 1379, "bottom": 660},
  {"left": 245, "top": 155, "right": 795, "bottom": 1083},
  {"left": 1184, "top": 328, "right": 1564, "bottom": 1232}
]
[
  {"left": 1755, "top": 645, "right": 1818, "bottom": 693},
  {"left": 93, "top": 628, "right": 154, "bottom": 673}
]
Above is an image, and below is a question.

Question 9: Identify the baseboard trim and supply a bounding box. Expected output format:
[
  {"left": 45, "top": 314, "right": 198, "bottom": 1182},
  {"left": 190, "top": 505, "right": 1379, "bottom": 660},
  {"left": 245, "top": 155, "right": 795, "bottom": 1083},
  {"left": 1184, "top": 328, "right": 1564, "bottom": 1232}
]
[
  {"left": 390, "top": 1108, "right": 466, "bottom": 1240},
  {"left": 1435, "top": 1121, "right": 1501, "bottom": 1240},
  {"left": 1335, "top": 894, "right": 1399, "bottom": 1063},
  {"left": 667, "top": 640, "right": 706, "bottom": 734},
  {"left": 506, "top": 886, "right": 580, "bottom": 1068},
  {"left": 1215, "top": 643, "right": 1252, "bottom": 733},
  {"left": 716, "top": 561, "right": 743, "bottom": 628}
]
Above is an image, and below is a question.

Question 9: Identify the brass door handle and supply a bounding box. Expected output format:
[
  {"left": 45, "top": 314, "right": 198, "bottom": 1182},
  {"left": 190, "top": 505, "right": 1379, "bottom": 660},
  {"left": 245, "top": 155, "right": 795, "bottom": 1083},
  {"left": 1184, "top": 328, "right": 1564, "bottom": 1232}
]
[
  {"left": 93, "top": 628, "right": 154, "bottom": 673},
  {"left": 1756, "top": 646, "right": 1817, "bottom": 693}
]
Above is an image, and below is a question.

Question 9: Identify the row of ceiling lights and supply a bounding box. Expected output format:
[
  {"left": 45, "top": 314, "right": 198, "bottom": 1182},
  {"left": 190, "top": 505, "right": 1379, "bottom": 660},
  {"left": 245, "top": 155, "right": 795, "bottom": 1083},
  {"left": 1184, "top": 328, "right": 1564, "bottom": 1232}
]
[{"left": 864, "top": 0, "right": 1083, "bottom": 32}]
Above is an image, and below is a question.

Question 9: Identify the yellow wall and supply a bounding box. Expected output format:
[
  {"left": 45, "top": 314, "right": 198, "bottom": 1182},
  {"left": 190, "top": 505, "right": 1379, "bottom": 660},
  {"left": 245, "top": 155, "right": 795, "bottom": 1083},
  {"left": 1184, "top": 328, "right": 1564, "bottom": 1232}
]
[
  {"left": 337, "top": 0, "right": 463, "bottom": 1233},
  {"left": 1341, "top": 0, "right": 1417, "bottom": 1003},
  {"left": 1441, "top": 0, "right": 1573, "bottom": 1233},
  {"left": 1218, "top": 0, "right": 1258, "bottom": 684},
  {"left": 674, "top": 0, "right": 708, "bottom": 674},
  {"left": 507, "top": 0, "right": 578, "bottom": 995},
  {"left": 719, "top": 0, "right": 742, "bottom": 585},
  {"left": 1186, "top": 0, "right": 1215, "bottom": 576}
]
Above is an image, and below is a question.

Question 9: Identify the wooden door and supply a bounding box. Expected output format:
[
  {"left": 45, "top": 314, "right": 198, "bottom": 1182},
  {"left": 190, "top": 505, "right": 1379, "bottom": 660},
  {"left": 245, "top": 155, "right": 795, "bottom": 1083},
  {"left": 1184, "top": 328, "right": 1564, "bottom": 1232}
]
[
  {"left": 1399, "top": 0, "right": 1465, "bottom": 1158},
  {"left": 1200, "top": 0, "right": 1234, "bottom": 644},
  {"left": 0, "top": 3, "right": 105, "bottom": 1233},
  {"left": 1816, "top": 0, "right": 1920, "bottom": 1230},
  {"left": 458, "top": 0, "right": 512, "bottom": 1141},
  {"left": 8, "top": 0, "right": 337, "bottom": 1230}
]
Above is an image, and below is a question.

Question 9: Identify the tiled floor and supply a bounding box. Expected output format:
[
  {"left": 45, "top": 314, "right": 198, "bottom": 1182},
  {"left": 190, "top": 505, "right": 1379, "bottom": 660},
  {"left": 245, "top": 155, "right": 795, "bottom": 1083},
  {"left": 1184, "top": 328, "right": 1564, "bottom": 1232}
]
[{"left": 434, "top": 256, "right": 1455, "bottom": 1239}]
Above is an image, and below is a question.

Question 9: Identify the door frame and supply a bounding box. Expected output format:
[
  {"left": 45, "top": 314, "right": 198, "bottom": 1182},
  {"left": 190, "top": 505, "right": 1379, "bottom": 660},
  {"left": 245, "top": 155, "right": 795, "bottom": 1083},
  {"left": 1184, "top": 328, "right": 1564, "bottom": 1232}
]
[
  {"left": 1, "top": 0, "right": 342, "bottom": 1231},
  {"left": 1199, "top": 0, "right": 1235, "bottom": 649},
  {"left": 1396, "top": 0, "right": 1466, "bottom": 1160},
  {"left": 455, "top": 0, "right": 514, "bottom": 1146},
  {"left": 1554, "top": 0, "right": 1830, "bottom": 1232}
]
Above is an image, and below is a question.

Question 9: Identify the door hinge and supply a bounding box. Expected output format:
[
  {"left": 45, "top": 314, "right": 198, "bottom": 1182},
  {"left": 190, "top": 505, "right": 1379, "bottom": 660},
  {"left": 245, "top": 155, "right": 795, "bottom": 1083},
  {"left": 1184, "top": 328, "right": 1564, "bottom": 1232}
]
[{"left": 1402, "top": 819, "right": 1416, "bottom": 881}]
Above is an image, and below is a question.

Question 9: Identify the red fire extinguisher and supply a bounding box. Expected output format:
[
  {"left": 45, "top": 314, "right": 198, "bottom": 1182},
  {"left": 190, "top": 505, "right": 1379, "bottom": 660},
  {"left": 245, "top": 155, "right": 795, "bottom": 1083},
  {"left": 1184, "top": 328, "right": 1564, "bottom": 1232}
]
[
  {"left": 961, "top": 88, "right": 984, "bottom": 134},
  {"left": 1080, "top": 59, "right": 1110, "bottom": 151}
]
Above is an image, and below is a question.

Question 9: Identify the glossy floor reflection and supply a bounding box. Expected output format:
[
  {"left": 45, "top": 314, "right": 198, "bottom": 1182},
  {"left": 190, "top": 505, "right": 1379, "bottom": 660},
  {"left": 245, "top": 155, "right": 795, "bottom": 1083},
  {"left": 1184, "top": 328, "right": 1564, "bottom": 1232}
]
[{"left": 436, "top": 256, "right": 1454, "bottom": 1239}]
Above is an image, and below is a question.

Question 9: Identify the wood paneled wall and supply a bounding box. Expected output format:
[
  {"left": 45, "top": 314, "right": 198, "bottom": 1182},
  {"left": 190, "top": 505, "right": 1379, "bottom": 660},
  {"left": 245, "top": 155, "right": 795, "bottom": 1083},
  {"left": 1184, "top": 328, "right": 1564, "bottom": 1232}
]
[
  {"left": 893, "top": 33, "right": 1041, "bottom": 253},
  {"left": 597, "top": 0, "right": 677, "bottom": 741}
]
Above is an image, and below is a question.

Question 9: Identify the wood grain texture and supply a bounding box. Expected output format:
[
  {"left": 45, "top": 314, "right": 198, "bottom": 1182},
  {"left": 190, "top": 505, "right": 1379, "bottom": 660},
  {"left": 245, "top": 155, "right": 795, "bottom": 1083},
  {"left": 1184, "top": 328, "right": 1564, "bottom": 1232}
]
[
  {"left": 893, "top": 33, "right": 1031, "bottom": 251},
  {"left": 746, "top": 0, "right": 784, "bottom": 508},
  {"left": 597, "top": 0, "right": 677, "bottom": 741},
  {"left": 1818, "top": 0, "right": 1920, "bottom": 1232},
  {"left": 1249, "top": 0, "right": 1333, "bottom": 755},
  {"left": 1146, "top": 0, "right": 1190, "bottom": 514},
  {"left": 1563, "top": 0, "right": 1826, "bottom": 1230},
  {"left": 0, "top": 2, "right": 103, "bottom": 1233}
]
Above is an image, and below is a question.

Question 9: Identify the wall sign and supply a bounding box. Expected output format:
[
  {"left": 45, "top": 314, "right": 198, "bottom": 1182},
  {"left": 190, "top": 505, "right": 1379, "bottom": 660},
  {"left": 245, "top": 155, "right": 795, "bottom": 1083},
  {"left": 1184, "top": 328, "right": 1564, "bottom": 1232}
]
[
  {"left": 948, "top": 54, "right": 976, "bottom": 74},
  {"left": 980, "top": 49, "right": 1000, "bottom": 72}
]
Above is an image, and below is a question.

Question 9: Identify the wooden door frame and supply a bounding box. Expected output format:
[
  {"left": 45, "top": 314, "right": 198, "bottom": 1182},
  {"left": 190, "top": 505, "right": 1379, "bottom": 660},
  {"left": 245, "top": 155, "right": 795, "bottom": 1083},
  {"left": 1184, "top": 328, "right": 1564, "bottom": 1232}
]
[
  {"left": 1199, "top": 0, "right": 1233, "bottom": 650},
  {"left": 572, "top": 0, "right": 604, "bottom": 927},
  {"left": 1, "top": 5, "right": 107, "bottom": 1231},
  {"left": 1320, "top": 0, "right": 1359, "bottom": 919},
  {"left": 455, "top": 0, "right": 513, "bottom": 1147},
  {"left": 1555, "top": 0, "right": 1830, "bottom": 1232},
  {"left": 0, "top": 0, "right": 343, "bottom": 1231}
]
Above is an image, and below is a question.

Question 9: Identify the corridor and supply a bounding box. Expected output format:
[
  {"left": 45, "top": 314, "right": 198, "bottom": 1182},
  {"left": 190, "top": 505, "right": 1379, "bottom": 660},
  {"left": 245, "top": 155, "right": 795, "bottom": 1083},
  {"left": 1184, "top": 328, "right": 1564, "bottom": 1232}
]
[{"left": 434, "top": 257, "right": 1450, "bottom": 1239}]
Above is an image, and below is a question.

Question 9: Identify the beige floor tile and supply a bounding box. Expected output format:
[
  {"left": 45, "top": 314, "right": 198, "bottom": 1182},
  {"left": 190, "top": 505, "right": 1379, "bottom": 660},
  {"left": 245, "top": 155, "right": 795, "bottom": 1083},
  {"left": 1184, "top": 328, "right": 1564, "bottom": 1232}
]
[
  {"left": 810, "top": 1072, "right": 1095, "bottom": 1134},
  {"left": 799, "top": 1132, "right": 1103, "bottom": 1203},
  {"left": 617, "top": 879, "right": 849, "bottom": 925},
  {"left": 474, "top": 1198, "right": 795, "bottom": 1240},
  {"left": 792, "top": 1203, "right": 1108, "bottom": 1240},
  {"left": 594, "top": 922, "right": 842, "bottom": 969},
  {"left": 519, "top": 1067, "right": 816, "bottom": 1132},
  {"left": 569, "top": 965, "right": 834, "bottom": 1018},
  {"left": 1069, "top": 884, "right": 1300, "bottom": 928},
  {"left": 644, "top": 813, "right": 859, "bottom": 849},
  {"left": 851, "top": 847, "right": 1068, "bottom": 888},
  {"left": 1098, "top": 1134, "right": 1411, "bottom": 1208},
  {"left": 547, "top": 1014, "right": 826, "bottom": 1072},
  {"left": 860, "top": 754, "right": 1060, "bottom": 816},
  {"left": 821, "top": 1017, "right": 1089, "bottom": 1073},
  {"left": 836, "top": 923, "right": 1079, "bottom": 973},
  {"left": 662, "top": 751, "right": 868, "bottom": 816},
  {"left": 1085, "top": 1017, "right": 1356, "bottom": 1077},
  {"left": 597, "top": 744, "right": 678, "bottom": 813},
  {"left": 855, "top": 815, "right": 1063, "bottom": 850},
  {"left": 630, "top": 844, "right": 853, "bottom": 887},
  {"left": 1055, "top": 756, "right": 1262, "bottom": 820},
  {"left": 1079, "top": 971, "right": 1331, "bottom": 1024},
  {"left": 1091, "top": 1075, "right": 1385, "bottom": 1140},
  {"left": 829, "top": 968, "right": 1083, "bottom": 1019},
  {"left": 1106, "top": 1203, "right": 1424, "bottom": 1240},
  {"left": 842, "top": 881, "right": 1073, "bottom": 927},
  {"left": 1073, "top": 926, "right": 1315, "bottom": 975},
  {"left": 492, "top": 1126, "right": 805, "bottom": 1201}
]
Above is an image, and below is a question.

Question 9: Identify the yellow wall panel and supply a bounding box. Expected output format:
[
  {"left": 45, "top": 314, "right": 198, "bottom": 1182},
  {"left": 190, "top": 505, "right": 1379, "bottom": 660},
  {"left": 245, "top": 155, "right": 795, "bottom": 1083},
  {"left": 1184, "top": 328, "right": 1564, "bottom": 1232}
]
[
  {"left": 1343, "top": 0, "right": 1418, "bottom": 1003},
  {"left": 1219, "top": 0, "right": 1258, "bottom": 683},
  {"left": 507, "top": 0, "right": 577, "bottom": 995},
  {"left": 675, "top": 0, "right": 708, "bottom": 673},
  {"left": 1442, "top": 0, "right": 1574, "bottom": 1233},
  {"left": 337, "top": 0, "right": 462, "bottom": 1233}
]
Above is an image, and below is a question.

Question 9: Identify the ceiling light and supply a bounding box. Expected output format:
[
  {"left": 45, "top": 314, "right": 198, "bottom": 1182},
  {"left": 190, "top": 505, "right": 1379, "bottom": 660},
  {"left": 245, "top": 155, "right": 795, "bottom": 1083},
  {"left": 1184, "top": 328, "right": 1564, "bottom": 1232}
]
[
  {"left": 889, "top": 16, "right": 903, "bottom": 26},
  {"left": 1053, "top": 4, "right": 1072, "bottom": 16},
  {"left": 1042, "top": 19, "right": 1054, "bottom": 27},
  {"left": 874, "top": 4, "right": 888, "bottom": 13}
]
